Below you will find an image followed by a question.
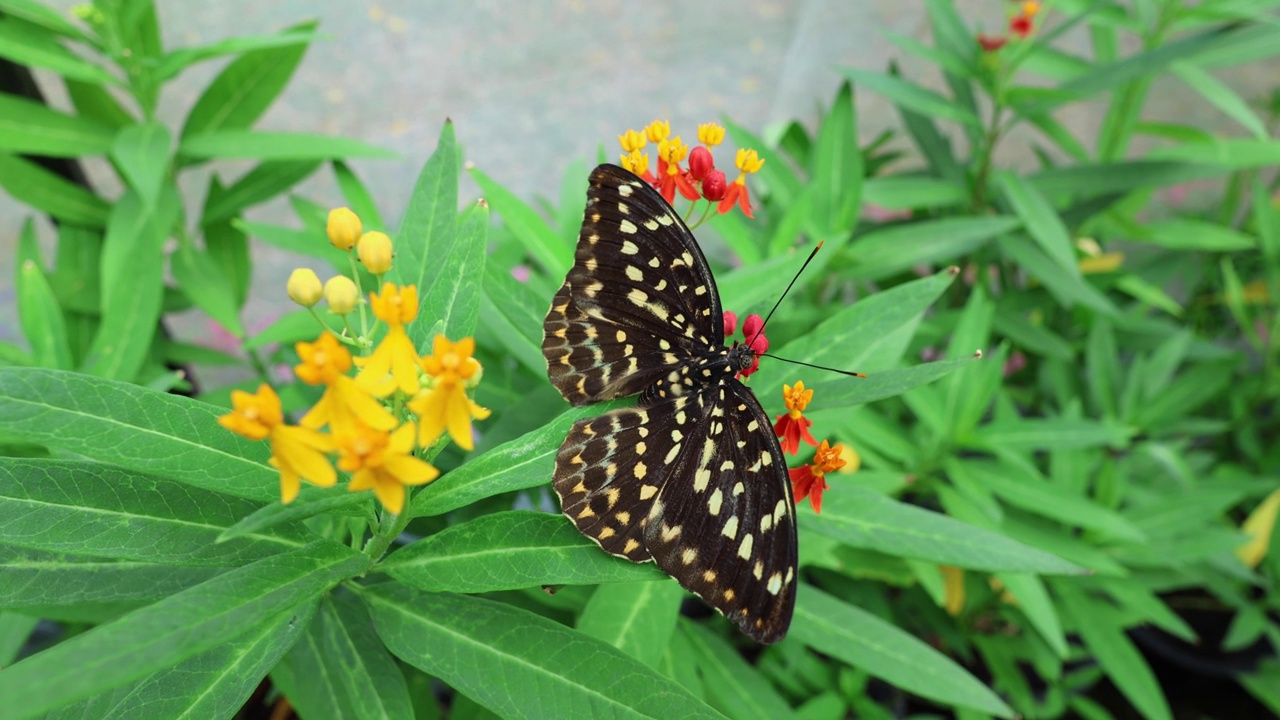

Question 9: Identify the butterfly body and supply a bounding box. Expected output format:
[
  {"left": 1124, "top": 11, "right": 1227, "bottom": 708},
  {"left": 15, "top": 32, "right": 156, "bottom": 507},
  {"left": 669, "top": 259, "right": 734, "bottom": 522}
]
[{"left": 542, "top": 164, "right": 796, "bottom": 643}]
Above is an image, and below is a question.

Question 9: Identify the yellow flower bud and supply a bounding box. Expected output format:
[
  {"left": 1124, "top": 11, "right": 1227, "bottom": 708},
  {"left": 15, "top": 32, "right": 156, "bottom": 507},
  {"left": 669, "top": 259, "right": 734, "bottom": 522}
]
[
  {"left": 286, "top": 268, "right": 323, "bottom": 307},
  {"left": 327, "top": 207, "right": 362, "bottom": 250},
  {"left": 324, "top": 275, "right": 359, "bottom": 314},
  {"left": 357, "top": 231, "right": 394, "bottom": 274}
]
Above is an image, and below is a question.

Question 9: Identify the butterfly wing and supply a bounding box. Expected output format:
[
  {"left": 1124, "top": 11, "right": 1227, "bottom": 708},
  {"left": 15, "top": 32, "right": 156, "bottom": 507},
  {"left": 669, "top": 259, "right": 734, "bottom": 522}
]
[{"left": 543, "top": 164, "right": 725, "bottom": 406}]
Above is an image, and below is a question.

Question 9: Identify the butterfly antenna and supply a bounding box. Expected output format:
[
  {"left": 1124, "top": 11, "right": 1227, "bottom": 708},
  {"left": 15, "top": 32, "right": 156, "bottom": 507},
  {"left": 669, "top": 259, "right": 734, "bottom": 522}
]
[
  {"left": 759, "top": 354, "right": 867, "bottom": 378},
  {"left": 748, "top": 241, "right": 825, "bottom": 348}
]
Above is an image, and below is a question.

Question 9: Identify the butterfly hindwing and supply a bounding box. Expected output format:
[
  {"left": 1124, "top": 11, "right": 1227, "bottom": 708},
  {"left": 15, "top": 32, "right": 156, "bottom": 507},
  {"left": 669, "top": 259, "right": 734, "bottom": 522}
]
[{"left": 543, "top": 164, "right": 725, "bottom": 405}]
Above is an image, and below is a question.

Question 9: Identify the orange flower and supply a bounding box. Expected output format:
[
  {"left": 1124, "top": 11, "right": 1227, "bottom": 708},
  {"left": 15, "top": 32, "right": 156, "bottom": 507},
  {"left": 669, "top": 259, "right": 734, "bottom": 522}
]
[
  {"left": 718, "top": 148, "right": 764, "bottom": 219},
  {"left": 409, "top": 335, "right": 491, "bottom": 451},
  {"left": 219, "top": 384, "right": 336, "bottom": 504},
  {"left": 656, "top": 136, "right": 698, "bottom": 203},
  {"left": 337, "top": 422, "right": 439, "bottom": 515},
  {"left": 789, "top": 440, "right": 846, "bottom": 513},
  {"left": 295, "top": 333, "right": 397, "bottom": 436},
  {"left": 356, "top": 283, "right": 421, "bottom": 396},
  {"left": 774, "top": 381, "right": 818, "bottom": 455}
]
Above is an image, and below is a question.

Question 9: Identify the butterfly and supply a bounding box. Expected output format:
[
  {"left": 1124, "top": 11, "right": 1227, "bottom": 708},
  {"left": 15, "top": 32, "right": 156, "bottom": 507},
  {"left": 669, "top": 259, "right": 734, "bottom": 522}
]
[{"left": 542, "top": 163, "right": 796, "bottom": 643}]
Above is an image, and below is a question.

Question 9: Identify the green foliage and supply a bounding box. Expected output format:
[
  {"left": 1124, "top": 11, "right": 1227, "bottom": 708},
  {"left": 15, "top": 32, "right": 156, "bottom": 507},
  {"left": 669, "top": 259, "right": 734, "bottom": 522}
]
[{"left": 3, "top": 1, "right": 1280, "bottom": 719}]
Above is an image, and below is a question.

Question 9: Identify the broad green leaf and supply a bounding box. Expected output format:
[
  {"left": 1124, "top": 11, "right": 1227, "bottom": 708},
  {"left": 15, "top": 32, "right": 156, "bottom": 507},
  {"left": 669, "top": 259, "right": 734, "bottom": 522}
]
[
  {"left": 801, "top": 486, "right": 1085, "bottom": 574},
  {"left": 47, "top": 600, "right": 317, "bottom": 720},
  {"left": 172, "top": 242, "right": 245, "bottom": 337},
  {"left": 844, "top": 217, "right": 1019, "bottom": 280},
  {"left": 0, "top": 153, "right": 110, "bottom": 226},
  {"left": 179, "top": 130, "right": 395, "bottom": 161},
  {"left": 202, "top": 160, "right": 322, "bottom": 225},
  {"left": 861, "top": 175, "right": 967, "bottom": 209},
  {"left": 681, "top": 621, "right": 796, "bottom": 720},
  {"left": 479, "top": 262, "right": 545, "bottom": 376},
  {"left": 393, "top": 121, "right": 457, "bottom": 317},
  {"left": 841, "top": 67, "right": 982, "bottom": 128},
  {"left": 412, "top": 402, "right": 623, "bottom": 516},
  {"left": 752, "top": 268, "right": 957, "bottom": 394},
  {"left": 110, "top": 122, "right": 171, "bottom": 207},
  {"left": 0, "top": 611, "right": 39, "bottom": 666},
  {"left": 0, "top": 17, "right": 115, "bottom": 83},
  {"left": 809, "top": 82, "right": 862, "bottom": 236},
  {"left": 793, "top": 585, "right": 1013, "bottom": 717},
  {"left": 363, "top": 586, "right": 725, "bottom": 720},
  {"left": 971, "top": 418, "right": 1133, "bottom": 451},
  {"left": 579, "top": 580, "right": 683, "bottom": 669},
  {"left": 381, "top": 511, "right": 663, "bottom": 591},
  {"left": 995, "top": 172, "right": 1080, "bottom": 278},
  {"left": 996, "top": 235, "right": 1117, "bottom": 315},
  {"left": 15, "top": 219, "right": 72, "bottom": 370},
  {"left": 272, "top": 592, "right": 413, "bottom": 720},
  {"left": 0, "top": 542, "right": 366, "bottom": 717},
  {"left": 1134, "top": 218, "right": 1256, "bottom": 251},
  {"left": 0, "top": 368, "right": 277, "bottom": 502},
  {"left": 1055, "top": 582, "right": 1172, "bottom": 720},
  {"left": 472, "top": 166, "right": 569, "bottom": 277},
  {"left": 806, "top": 356, "right": 977, "bottom": 409},
  {"left": 154, "top": 29, "right": 317, "bottom": 82},
  {"left": 181, "top": 21, "right": 317, "bottom": 138},
  {"left": 0, "top": 92, "right": 114, "bottom": 156},
  {"left": 421, "top": 201, "right": 488, "bottom": 344},
  {"left": 0, "top": 458, "right": 305, "bottom": 564},
  {"left": 82, "top": 188, "right": 176, "bottom": 380}
]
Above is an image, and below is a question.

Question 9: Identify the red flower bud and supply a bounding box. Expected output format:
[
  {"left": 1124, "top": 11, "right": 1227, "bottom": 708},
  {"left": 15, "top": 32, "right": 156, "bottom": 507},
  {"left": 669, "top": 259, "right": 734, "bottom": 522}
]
[
  {"left": 743, "top": 313, "right": 764, "bottom": 341},
  {"left": 701, "top": 169, "right": 727, "bottom": 201},
  {"left": 688, "top": 146, "right": 715, "bottom": 181},
  {"left": 723, "top": 310, "right": 738, "bottom": 337},
  {"left": 977, "top": 33, "right": 1007, "bottom": 51},
  {"left": 1010, "top": 15, "right": 1032, "bottom": 37}
]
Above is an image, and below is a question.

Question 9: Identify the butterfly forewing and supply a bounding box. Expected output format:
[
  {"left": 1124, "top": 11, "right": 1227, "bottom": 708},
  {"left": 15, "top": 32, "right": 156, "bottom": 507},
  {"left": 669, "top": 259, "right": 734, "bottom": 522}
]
[
  {"left": 543, "top": 165, "right": 724, "bottom": 406},
  {"left": 544, "top": 163, "right": 797, "bottom": 644}
]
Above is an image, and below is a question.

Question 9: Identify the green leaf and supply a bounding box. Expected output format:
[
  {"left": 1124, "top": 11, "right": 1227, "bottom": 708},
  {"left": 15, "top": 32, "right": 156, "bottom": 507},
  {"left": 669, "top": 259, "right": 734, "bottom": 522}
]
[
  {"left": 844, "top": 217, "right": 1019, "bottom": 280},
  {"left": 15, "top": 220, "right": 73, "bottom": 370},
  {"left": 0, "top": 153, "right": 110, "bottom": 226},
  {"left": 179, "top": 130, "right": 395, "bottom": 161},
  {"left": 809, "top": 82, "right": 862, "bottom": 236},
  {"left": 1134, "top": 218, "right": 1257, "bottom": 251},
  {"left": 171, "top": 242, "right": 246, "bottom": 337},
  {"left": 0, "top": 92, "right": 115, "bottom": 156},
  {"left": 202, "top": 179, "right": 252, "bottom": 309},
  {"left": 1131, "top": 359, "right": 1235, "bottom": 431},
  {"left": 479, "top": 262, "right": 545, "bottom": 376},
  {"left": 201, "top": 160, "right": 322, "bottom": 225},
  {"left": 579, "top": 580, "right": 683, "bottom": 669},
  {"left": 0, "top": 17, "right": 116, "bottom": 84},
  {"left": 802, "top": 486, "right": 1084, "bottom": 574},
  {"left": 181, "top": 20, "right": 317, "bottom": 138},
  {"left": 272, "top": 592, "right": 413, "bottom": 720},
  {"left": 1028, "top": 160, "right": 1226, "bottom": 198},
  {"left": 236, "top": 219, "right": 348, "bottom": 269},
  {"left": 65, "top": 78, "right": 134, "bottom": 128},
  {"left": 995, "top": 172, "right": 1080, "bottom": 279},
  {"left": 47, "top": 600, "right": 317, "bottom": 720},
  {"left": 723, "top": 117, "right": 803, "bottom": 208},
  {"left": 0, "top": 541, "right": 366, "bottom": 717},
  {"left": 412, "top": 403, "right": 621, "bottom": 517},
  {"left": 0, "top": 611, "right": 38, "bottom": 666},
  {"left": 793, "top": 585, "right": 1013, "bottom": 717},
  {"left": 681, "top": 621, "right": 796, "bottom": 720},
  {"left": 841, "top": 67, "right": 982, "bottom": 128},
  {"left": 218, "top": 486, "right": 370, "bottom": 543},
  {"left": 1149, "top": 138, "right": 1280, "bottom": 169},
  {"left": 363, "top": 585, "right": 725, "bottom": 720},
  {"left": 861, "top": 175, "right": 967, "bottom": 209},
  {"left": 381, "top": 511, "right": 663, "bottom": 591},
  {"left": 154, "top": 29, "right": 317, "bottom": 82},
  {"left": 472, "top": 166, "right": 569, "bottom": 277},
  {"left": 1172, "top": 62, "right": 1268, "bottom": 139},
  {"left": 421, "top": 201, "right": 488, "bottom": 344},
  {"left": 971, "top": 418, "right": 1134, "bottom": 451},
  {"left": 0, "top": 368, "right": 278, "bottom": 502},
  {"left": 994, "top": 572, "right": 1067, "bottom": 657},
  {"left": 110, "top": 122, "right": 171, "bottom": 207},
  {"left": 82, "top": 188, "right": 176, "bottom": 380},
  {"left": 392, "top": 121, "right": 458, "bottom": 317},
  {"left": 242, "top": 308, "right": 342, "bottom": 352},
  {"left": 996, "top": 235, "right": 1117, "bottom": 314},
  {"left": 0, "top": 0, "right": 94, "bottom": 41},
  {"left": 806, "top": 356, "right": 978, "bottom": 409},
  {"left": 333, "top": 161, "right": 385, "bottom": 231},
  {"left": 0, "top": 458, "right": 305, "bottom": 564}
]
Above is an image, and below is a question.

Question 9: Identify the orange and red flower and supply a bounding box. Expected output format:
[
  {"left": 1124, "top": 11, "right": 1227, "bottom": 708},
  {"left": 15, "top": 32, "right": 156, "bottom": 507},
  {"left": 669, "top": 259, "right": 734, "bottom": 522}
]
[
  {"left": 790, "top": 440, "right": 846, "bottom": 513},
  {"left": 774, "top": 381, "right": 819, "bottom": 455}
]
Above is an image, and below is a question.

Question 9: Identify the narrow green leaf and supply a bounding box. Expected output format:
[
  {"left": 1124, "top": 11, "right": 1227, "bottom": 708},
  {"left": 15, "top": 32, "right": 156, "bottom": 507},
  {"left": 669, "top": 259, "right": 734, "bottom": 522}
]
[
  {"left": 842, "top": 67, "right": 982, "bottom": 128},
  {"left": 1131, "top": 359, "right": 1235, "bottom": 431},
  {"left": 15, "top": 220, "right": 72, "bottom": 369},
  {"left": 1134, "top": 218, "right": 1256, "bottom": 251},
  {"left": 65, "top": 78, "right": 133, "bottom": 128},
  {"left": 996, "top": 172, "right": 1080, "bottom": 278},
  {"left": 995, "top": 573, "right": 1067, "bottom": 657},
  {"left": 421, "top": 201, "right": 488, "bottom": 343},
  {"left": 179, "top": 130, "right": 395, "bottom": 161},
  {"left": 333, "top": 161, "right": 385, "bottom": 231},
  {"left": 237, "top": 219, "right": 348, "bottom": 269},
  {"left": 1256, "top": 177, "right": 1280, "bottom": 305},
  {"left": 0, "top": 153, "right": 110, "bottom": 226},
  {"left": 0, "top": 0, "right": 94, "bottom": 41},
  {"left": 861, "top": 175, "right": 967, "bottom": 209},
  {"left": 844, "top": 217, "right": 1019, "bottom": 280},
  {"left": 997, "top": 235, "right": 1117, "bottom": 314},
  {"left": 218, "top": 487, "right": 370, "bottom": 543},
  {"left": 793, "top": 585, "right": 1013, "bottom": 717},
  {"left": 1148, "top": 138, "right": 1280, "bottom": 169},
  {"left": 579, "top": 580, "right": 683, "bottom": 669},
  {"left": 364, "top": 586, "right": 724, "bottom": 720},
  {"left": 0, "top": 17, "right": 116, "bottom": 84},
  {"left": 0, "top": 92, "right": 114, "bottom": 156},
  {"left": 809, "top": 82, "right": 862, "bottom": 236},
  {"left": 242, "top": 308, "right": 343, "bottom": 352},
  {"left": 381, "top": 511, "right": 662, "bottom": 591},
  {"left": 181, "top": 21, "right": 317, "bottom": 138},
  {"left": 154, "top": 29, "right": 317, "bottom": 82},
  {"left": 202, "top": 160, "right": 322, "bottom": 224},
  {"left": 971, "top": 417, "right": 1133, "bottom": 450},
  {"left": 0, "top": 542, "right": 366, "bottom": 717},
  {"left": 1172, "top": 62, "right": 1267, "bottom": 139},
  {"left": 203, "top": 178, "right": 252, "bottom": 308},
  {"left": 992, "top": 306, "right": 1074, "bottom": 360},
  {"left": 0, "top": 368, "right": 277, "bottom": 502},
  {"left": 172, "top": 242, "right": 245, "bottom": 337},
  {"left": 392, "top": 121, "right": 457, "bottom": 312},
  {"left": 1028, "top": 160, "right": 1226, "bottom": 198},
  {"left": 479, "top": 262, "right": 544, "bottom": 376},
  {"left": 0, "top": 611, "right": 39, "bottom": 666},
  {"left": 806, "top": 356, "right": 977, "bottom": 409},
  {"left": 802, "top": 486, "right": 1085, "bottom": 574},
  {"left": 110, "top": 122, "right": 171, "bottom": 207},
  {"left": 723, "top": 117, "right": 802, "bottom": 208},
  {"left": 682, "top": 621, "right": 796, "bottom": 720},
  {"left": 472, "top": 166, "right": 569, "bottom": 277}
]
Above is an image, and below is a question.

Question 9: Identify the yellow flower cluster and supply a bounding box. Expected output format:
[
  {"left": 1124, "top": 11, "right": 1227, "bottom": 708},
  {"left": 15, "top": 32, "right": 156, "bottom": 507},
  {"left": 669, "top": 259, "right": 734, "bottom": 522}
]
[{"left": 220, "top": 208, "right": 490, "bottom": 515}]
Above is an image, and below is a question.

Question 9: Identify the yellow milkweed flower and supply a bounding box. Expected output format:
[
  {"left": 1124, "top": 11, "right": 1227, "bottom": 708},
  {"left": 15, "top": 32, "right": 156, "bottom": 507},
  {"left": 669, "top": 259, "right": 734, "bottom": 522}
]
[
  {"left": 618, "top": 128, "right": 646, "bottom": 153},
  {"left": 337, "top": 422, "right": 439, "bottom": 515},
  {"left": 296, "top": 332, "right": 397, "bottom": 436},
  {"left": 357, "top": 231, "right": 394, "bottom": 275},
  {"left": 409, "top": 335, "right": 491, "bottom": 451},
  {"left": 287, "top": 268, "right": 323, "bottom": 308},
  {"left": 697, "top": 122, "right": 725, "bottom": 147},
  {"left": 218, "top": 384, "right": 336, "bottom": 504},
  {"left": 645, "top": 119, "right": 671, "bottom": 144},
  {"left": 327, "top": 207, "right": 362, "bottom": 251},
  {"left": 324, "top": 276, "right": 359, "bottom": 315},
  {"left": 355, "top": 283, "right": 421, "bottom": 396}
]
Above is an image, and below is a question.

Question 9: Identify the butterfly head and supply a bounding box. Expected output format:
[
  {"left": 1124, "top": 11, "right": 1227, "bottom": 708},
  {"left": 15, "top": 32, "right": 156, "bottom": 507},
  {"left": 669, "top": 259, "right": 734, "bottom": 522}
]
[{"left": 726, "top": 341, "right": 757, "bottom": 375}]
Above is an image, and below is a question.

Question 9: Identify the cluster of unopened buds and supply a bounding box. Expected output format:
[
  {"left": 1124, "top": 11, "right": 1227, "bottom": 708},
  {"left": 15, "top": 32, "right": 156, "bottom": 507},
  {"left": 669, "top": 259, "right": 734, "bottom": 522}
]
[
  {"left": 219, "top": 208, "right": 490, "bottom": 515},
  {"left": 617, "top": 120, "right": 766, "bottom": 220},
  {"left": 977, "top": 0, "right": 1041, "bottom": 52}
]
